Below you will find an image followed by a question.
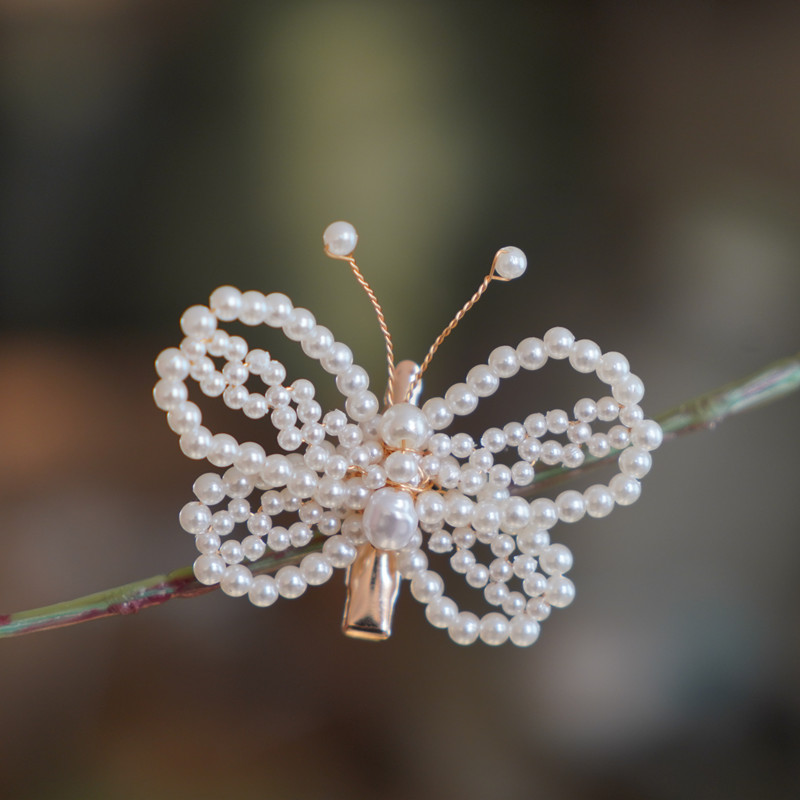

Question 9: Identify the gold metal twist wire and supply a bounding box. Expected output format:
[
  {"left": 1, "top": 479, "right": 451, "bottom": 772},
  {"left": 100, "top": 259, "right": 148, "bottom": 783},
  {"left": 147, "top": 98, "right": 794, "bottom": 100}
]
[
  {"left": 405, "top": 272, "right": 496, "bottom": 401},
  {"left": 343, "top": 255, "right": 396, "bottom": 398}
]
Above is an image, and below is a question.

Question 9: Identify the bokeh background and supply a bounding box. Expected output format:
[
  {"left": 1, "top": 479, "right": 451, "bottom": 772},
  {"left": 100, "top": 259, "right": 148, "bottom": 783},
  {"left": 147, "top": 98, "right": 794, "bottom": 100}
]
[{"left": 2, "top": 2, "right": 800, "bottom": 798}]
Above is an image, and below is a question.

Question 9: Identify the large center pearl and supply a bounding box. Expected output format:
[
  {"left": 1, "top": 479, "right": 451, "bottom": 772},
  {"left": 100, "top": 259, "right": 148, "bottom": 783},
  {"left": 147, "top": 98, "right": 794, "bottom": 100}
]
[
  {"left": 379, "top": 403, "right": 430, "bottom": 449},
  {"left": 362, "top": 488, "right": 418, "bottom": 551}
]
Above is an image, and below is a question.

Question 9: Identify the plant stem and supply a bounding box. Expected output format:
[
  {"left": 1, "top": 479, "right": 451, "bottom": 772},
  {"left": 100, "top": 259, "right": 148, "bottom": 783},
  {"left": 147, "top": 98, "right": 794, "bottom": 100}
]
[{"left": 1, "top": 353, "right": 798, "bottom": 640}]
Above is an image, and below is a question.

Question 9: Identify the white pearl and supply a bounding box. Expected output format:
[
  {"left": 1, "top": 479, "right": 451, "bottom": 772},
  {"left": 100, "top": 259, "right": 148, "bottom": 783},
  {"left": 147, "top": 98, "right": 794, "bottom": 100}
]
[
  {"left": 574, "top": 398, "right": 597, "bottom": 422},
  {"left": 211, "top": 510, "right": 234, "bottom": 536},
  {"left": 422, "top": 397, "right": 453, "bottom": 430},
  {"left": 509, "top": 614, "right": 540, "bottom": 646},
  {"left": 612, "top": 373, "right": 645, "bottom": 405},
  {"left": 239, "top": 290, "right": 268, "bottom": 325},
  {"left": 301, "top": 325, "right": 335, "bottom": 359},
  {"left": 517, "top": 337, "right": 547, "bottom": 371},
  {"left": 276, "top": 565, "right": 306, "bottom": 599},
  {"left": 336, "top": 365, "right": 369, "bottom": 396},
  {"left": 502, "top": 591, "right": 527, "bottom": 617},
  {"left": 242, "top": 535, "right": 267, "bottom": 561},
  {"left": 362, "top": 488, "right": 418, "bottom": 550},
  {"left": 300, "top": 553, "right": 333, "bottom": 585},
  {"left": 479, "top": 612, "right": 510, "bottom": 645},
  {"left": 501, "top": 496, "right": 531, "bottom": 532},
  {"left": 539, "top": 543, "right": 573, "bottom": 575},
  {"left": 444, "top": 492, "right": 474, "bottom": 527},
  {"left": 587, "top": 433, "right": 611, "bottom": 458},
  {"left": 472, "top": 501, "right": 501, "bottom": 534},
  {"left": 263, "top": 292, "right": 293, "bottom": 327},
  {"left": 481, "top": 427, "right": 507, "bottom": 453},
  {"left": 379, "top": 403, "right": 430, "bottom": 449},
  {"left": 608, "top": 425, "right": 630, "bottom": 450},
  {"left": 248, "top": 575, "right": 279, "bottom": 606},
  {"left": 416, "top": 491, "right": 446, "bottom": 525},
  {"left": 200, "top": 373, "right": 226, "bottom": 397},
  {"left": 153, "top": 379, "right": 188, "bottom": 411},
  {"left": 631, "top": 419, "right": 663, "bottom": 450},
  {"left": 194, "top": 553, "right": 226, "bottom": 585},
  {"left": 410, "top": 570, "right": 444, "bottom": 603},
  {"left": 569, "top": 339, "right": 602, "bottom": 373},
  {"left": 234, "top": 442, "right": 267, "bottom": 475},
  {"left": 546, "top": 409, "right": 569, "bottom": 434},
  {"left": 267, "top": 527, "right": 290, "bottom": 551},
  {"left": 449, "top": 611, "right": 480, "bottom": 645},
  {"left": 510, "top": 460, "right": 534, "bottom": 486},
  {"left": 195, "top": 532, "right": 221, "bottom": 554},
  {"left": 425, "top": 596, "right": 459, "bottom": 628},
  {"left": 597, "top": 351, "right": 630, "bottom": 384},
  {"left": 284, "top": 308, "right": 316, "bottom": 341},
  {"left": 180, "top": 427, "right": 212, "bottom": 460},
  {"left": 465, "top": 563, "right": 489, "bottom": 588},
  {"left": 220, "top": 539, "right": 244, "bottom": 565},
  {"left": 540, "top": 440, "right": 563, "bottom": 465},
  {"left": 168, "top": 400, "right": 202, "bottom": 434},
  {"left": 545, "top": 575, "right": 576, "bottom": 608},
  {"left": 543, "top": 326, "right": 574, "bottom": 359},
  {"left": 466, "top": 364, "right": 500, "bottom": 397},
  {"left": 179, "top": 501, "right": 211, "bottom": 534},
  {"left": 450, "top": 548, "right": 476, "bottom": 573},
  {"left": 208, "top": 433, "right": 239, "bottom": 467},
  {"left": 618, "top": 446, "right": 652, "bottom": 478},
  {"left": 584, "top": 484, "right": 615, "bottom": 517},
  {"left": 345, "top": 390, "right": 379, "bottom": 422},
  {"left": 277, "top": 428, "right": 302, "bottom": 451},
  {"left": 488, "top": 345, "right": 520, "bottom": 378},
  {"left": 556, "top": 489, "right": 586, "bottom": 522},
  {"left": 155, "top": 348, "right": 190, "bottom": 380},
  {"left": 530, "top": 497, "right": 558, "bottom": 529},
  {"left": 209, "top": 285, "right": 242, "bottom": 321},
  {"left": 180, "top": 305, "right": 217, "bottom": 340},
  {"left": 220, "top": 564, "right": 253, "bottom": 597},
  {"left": 609, "top": 473, "right": 641, "bottom": 505},
  {"left": 321, "top": 342, "right": 354, "bottom": 374},
  {"left": 619, "top": 404, "right": 645, "bottom": 427},
  {"left": 222, "top": 466, "right": 254, "bottom": 498},
  {"left": 290, "top": 522, "right": 314, "bottom": 547},
  {"left": 445, "top": 383, "right": 478, "bottom": 416},
  {"left": 322, "top": 535, "right": 357, "bottom": 568},
  {"left": 493, "top": 245, "right": 527, "bottom": 280},
  {"left": 223, "top": 385, "right": 248, "bottom": 410},
  {"left": 323, "top": 221, "right": 358, "bottom": 256}
]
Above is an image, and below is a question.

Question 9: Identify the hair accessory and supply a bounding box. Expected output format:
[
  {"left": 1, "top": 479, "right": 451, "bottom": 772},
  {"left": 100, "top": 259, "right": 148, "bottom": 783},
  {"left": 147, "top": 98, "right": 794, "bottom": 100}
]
[{"left": 153, "top": 222, "right": 662, "bottom": 646}]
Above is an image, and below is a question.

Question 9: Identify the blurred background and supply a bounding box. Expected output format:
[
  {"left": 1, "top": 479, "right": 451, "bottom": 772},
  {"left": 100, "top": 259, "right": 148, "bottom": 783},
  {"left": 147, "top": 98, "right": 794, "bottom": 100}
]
[{"left": 1, "top": 2, "right": 799, "bottom": 798}]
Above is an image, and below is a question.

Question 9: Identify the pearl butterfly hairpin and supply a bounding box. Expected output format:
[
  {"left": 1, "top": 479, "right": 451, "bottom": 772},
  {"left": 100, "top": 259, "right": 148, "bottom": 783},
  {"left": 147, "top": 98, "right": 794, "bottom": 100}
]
[{"left": 153, "top": 222, "right": 662, "bottom": 646}]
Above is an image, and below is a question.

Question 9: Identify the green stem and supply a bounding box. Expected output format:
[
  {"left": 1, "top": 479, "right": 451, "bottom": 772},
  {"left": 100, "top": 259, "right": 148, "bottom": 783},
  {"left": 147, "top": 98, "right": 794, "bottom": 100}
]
[{"left": 1, "top": 353, "right": 798, "bottom": 640}]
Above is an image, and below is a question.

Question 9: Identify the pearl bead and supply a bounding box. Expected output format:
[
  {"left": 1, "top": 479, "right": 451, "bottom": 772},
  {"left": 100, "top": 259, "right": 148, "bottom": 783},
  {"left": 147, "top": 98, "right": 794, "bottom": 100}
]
[
  {"left": 466, "top": 364, "right": 500, "bottom": 397},
  {"left": 284, "top": 308, "right": 316, "bottom": 341},
  {"left": 596, "top": 396, "right": 620, "bottom": 421},
  {"left": 195, "top": 532, "right": 221, "bottom": 554},
  {"left": 479, "top": 612, "right": 510, "bottom": 645},
  {"left": 379, "top": 403, "right": 430, "bottom": 449},
  {"left": 336, "top": 365, "right": 369, "bottom": 396},
  {"left": 509, "top": 614, "right": 540, "bottom": 646},
  {"left": 209, "top": 286, "right": 242, "bottom": 321},
  {"left": 631, "top": 419, "right": 663, "bottom": 450},
  {"left": 234, "top": 442, "right": 266, "bottom": 475},
  {"left": 493, "top": 245, "right": 527, "bottom": 279},
  {"left": 248, "top": 575, "right": 279, "bottom": 606},
  {"left": 208, "top": 433, "right": 239, "bottom": 467},
  {"left": 530, "top": 497, "right": 558, "bottom": 530},
  {"left": 501, "top": 496, "right": 531, "bottom": 532},
  {"left": 445, "top": 383, "right": 478, "bottom": 416},
  {"left": 155, "top": 348, "right": 190, "bottom": 380},
  {"left": 609, "top": 473, "right": 641, "bottom": 505},
  {"left": 168, "top": 401, "right": 202, "bottom": 434},
  {"left": 242, "top": 535, "right": 267, "bottom": 561},
  {"left": 180, "top": 305, "right": 217, "bottom": 340},
  {"left": 194, "top": 554, "right": 226, "bottom": 585},
  {"left": 556, "top": 489, "right": 586, "bottom": 522},
  {"left": 263, "top": 292, "right": 293, "bottom": 327},
  {"left": 426, "top": 596, "right": 458, "bottom": 628},
  {"left": 619, "top": 446, "right": 652, "bottom": 478},
  {"left": 301, "top": 325, "right": 335, "bottom": 359},
  {"left": 323, "top": 221, "right": 358, "bottom": 256},
  {"left": 449, "top": 611, "right": 480, "bottom": 645},
  {"left": 488, "top": 345, "right": 520, "bottom": 378},
  {"left": 346, "top": 390, "right": 379, "bottom": 422},
  {"left": 362, "top": 488, "right": 418, "bottom": 550},
  {"left": 322, "top": 535, "right": 357, "bottom": 567},
  {"left": 422, "top": 397, "right": 453, "bottom": 430},
  {"left": 267, "top": 527, "right": 290, "bottom": 551},
  {"left": 300, "top": 553, "right": 333, "bottom": 585},
  {"left": 545, "top": 575, "right": 576, "bottom": 608},
  {"left": 612, "top": 373, "right": 645, "bottom": 405},
  {"left": 410, "top": 570, "right": 444, "bottom": 603},
  {"left": 539, "top": 544, "right": 573, "bottom": 575},
  {"left": 543, "top": 326, "right": 574, "bottom": 359},
  {"left": 597, "top": 351, "right": 630, "bottom": 384},
  {"left": 179, "top": 501, "right": 211, "bottom": 534},
  {"left": 510, "top": 461, "right": 534, "bottom": 486},
  {"left": 276, "top": 566, "right": 307, "bottom": 599},
  {"left": 481, "top": 427, "right": 507, "bottom": 453},
  {"left": 321, "top": 342, "right": 353, "bottom": 374},
  {"left": 239, "top": 290, "right": 268, "bottom": 325},
  {"left": 220, "top": 539, "right": 244, "bottom": 565},
  {"left": 619, "top": 404, "right": 644, "bottom": 427},
  {"left": 220, "top": 564, "right": 253, "bottom": 597},
  {"left": 574, "top": 398, "right": 598, "bottom": 422},
  {"left": 465, "top": 563, "right": 489, "bottom": 588},
  {"left": 517, "top": 337, "right": 547, "bottom": 372},
  {"left": 569, "top": 339, "right": 601, "bottom": 373},
  {"left": 584, "top": 484, "right": 615, "bottom": 517},
  {"left": 153, "top": 379, "right": 188, "bottom": 411}
]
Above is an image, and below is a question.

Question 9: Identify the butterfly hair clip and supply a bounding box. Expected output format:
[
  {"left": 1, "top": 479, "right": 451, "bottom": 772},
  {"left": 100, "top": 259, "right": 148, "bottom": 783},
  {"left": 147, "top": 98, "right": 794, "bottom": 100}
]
[{"left": 153, "top": 222, "right": 662, "bottom": 646}]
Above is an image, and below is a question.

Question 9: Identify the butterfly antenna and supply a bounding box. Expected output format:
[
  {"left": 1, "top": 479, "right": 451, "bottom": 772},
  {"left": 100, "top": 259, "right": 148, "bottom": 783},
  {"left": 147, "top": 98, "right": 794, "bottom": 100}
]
[
  {"left": 323, "top": 222, "right": 396, "bottom": 400},
  {"left": 404, "top": 243, "right": 529, "bottom": 401}
]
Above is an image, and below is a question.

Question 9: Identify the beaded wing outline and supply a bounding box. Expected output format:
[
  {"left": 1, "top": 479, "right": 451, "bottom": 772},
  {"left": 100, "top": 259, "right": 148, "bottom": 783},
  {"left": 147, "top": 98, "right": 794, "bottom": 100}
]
[{"left": 153, "top": 222, "right": 662, "bottom": 647}]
